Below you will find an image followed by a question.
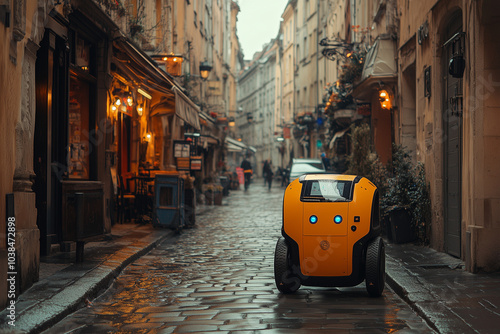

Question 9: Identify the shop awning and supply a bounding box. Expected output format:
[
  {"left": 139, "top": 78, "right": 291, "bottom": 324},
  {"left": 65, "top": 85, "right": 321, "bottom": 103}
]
[
  {"left": 353, "top": 37, "right": 397, "bottom": 101},
  {"left": 329, "top": 128, "right": 350, "bottom": 149},
  {"left": 361, "top": 37, "right": 397, "bottom": 81},
  {"left": 113, "top": 37, "right": 175, "bottom": 95},
  {"left": 225, "top": 137, "right": 247, "bottom": 152},
  {"left": 200, "top": 135, "right": 219, "bottom": 146},
  {"left": 173, "top": 87, "right": 201, "bottom": 130},
  {"left": 114, "top": 37, "right": 201, "bottom": 130}
]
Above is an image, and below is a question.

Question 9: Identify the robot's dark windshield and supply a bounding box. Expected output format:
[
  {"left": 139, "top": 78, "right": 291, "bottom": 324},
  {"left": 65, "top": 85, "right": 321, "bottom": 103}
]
[{"left": 301, "top": 180, "right": 353, "bottom": 202}]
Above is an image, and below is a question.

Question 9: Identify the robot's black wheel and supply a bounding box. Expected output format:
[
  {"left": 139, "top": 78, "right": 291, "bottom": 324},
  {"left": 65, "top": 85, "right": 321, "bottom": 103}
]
[
  {"left": 365, "top": 236, "right": 386, "bottom": 297},
  {"left": 274, "top": 237, "right": 301, "bottom": 293}
]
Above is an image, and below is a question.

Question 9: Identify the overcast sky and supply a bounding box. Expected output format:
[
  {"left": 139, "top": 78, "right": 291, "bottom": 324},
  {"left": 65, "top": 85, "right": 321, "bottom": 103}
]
[{"left": 236, "top": 0, "right": 289, "bottom": 60}]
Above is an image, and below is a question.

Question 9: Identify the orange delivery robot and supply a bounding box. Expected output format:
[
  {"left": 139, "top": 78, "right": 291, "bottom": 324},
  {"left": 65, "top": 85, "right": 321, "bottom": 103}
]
[{"left": 274, "top": 174, "right": 385, "bottom": 297}]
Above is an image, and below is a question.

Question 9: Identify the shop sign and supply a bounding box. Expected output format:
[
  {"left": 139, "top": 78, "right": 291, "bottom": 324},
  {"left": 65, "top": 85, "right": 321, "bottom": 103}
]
[
  {"left": 176, "top": 157, "right": 190, "bottom": 171},
  {"left": 283, "top": 127, "right": 291, "bottom": 139},
  {"left": 207, "top": 81, "right": 222, "bottom": 95},
  {"left": 236, "top": 167, "right": 245, "bottom": 185},
  {"left": 357, "top": 104, "right": 371, "bottom": 116},
  {"left": 190, "top": 156, "right": 203, "bottom": 170}
]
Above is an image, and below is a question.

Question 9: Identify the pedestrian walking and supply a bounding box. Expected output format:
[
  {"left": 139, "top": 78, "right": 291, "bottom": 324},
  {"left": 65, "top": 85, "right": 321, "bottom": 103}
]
[
  {"left": 265, "top": 161, "right": 274, "bottom": 191},
  {"left": 241, "top": 156, "right": 253, "bottom": 191},
  {"left": 262, "top": 160, "right": 269, "bottom": 186}
]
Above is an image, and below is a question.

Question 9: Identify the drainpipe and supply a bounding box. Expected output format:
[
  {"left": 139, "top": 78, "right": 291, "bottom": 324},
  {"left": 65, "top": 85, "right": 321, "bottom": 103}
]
[{"left": 314, "top": 0, "right": 320, "bottom": 159}]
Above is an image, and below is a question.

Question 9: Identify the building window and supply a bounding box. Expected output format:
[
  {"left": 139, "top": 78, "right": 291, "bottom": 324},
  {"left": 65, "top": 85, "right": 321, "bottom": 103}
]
[
  {"left": 68, "top": 31, "right": 97, "bottom": 179},
  {"left": 303, "top": 36, "right": 307, "bottom": 59},
  {"left": 68, "top": 74, "right": 91, "bottom": 179}
]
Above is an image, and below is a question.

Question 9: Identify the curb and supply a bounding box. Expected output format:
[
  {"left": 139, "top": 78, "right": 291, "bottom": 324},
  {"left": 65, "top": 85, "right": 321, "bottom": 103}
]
[
  {"left": 385, "top": 254, "right": 440, "bottom": 334},
  {"left": 1, "top": 229, "right": 175, "bottom": 334}
]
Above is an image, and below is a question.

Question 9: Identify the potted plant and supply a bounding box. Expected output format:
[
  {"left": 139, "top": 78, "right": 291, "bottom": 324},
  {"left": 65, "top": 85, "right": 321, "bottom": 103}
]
[
  {"left": 382, "top": 145, "right": 431, "bottom": 244},
  {"left": 202, "top": 183, "right": 223, "bottom": 205}
]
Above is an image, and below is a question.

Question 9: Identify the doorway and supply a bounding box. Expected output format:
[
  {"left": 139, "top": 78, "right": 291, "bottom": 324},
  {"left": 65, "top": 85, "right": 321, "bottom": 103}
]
[
  {"left": 443, "top": 14, "right": 463, "bottom": 258},
  {"left": 34, "top": 29, "right": 68, "bottom": 255}
]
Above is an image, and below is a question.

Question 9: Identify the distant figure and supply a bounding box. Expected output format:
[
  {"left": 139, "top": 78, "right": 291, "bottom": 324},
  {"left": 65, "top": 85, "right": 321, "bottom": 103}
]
[
  {"left": 262, "top": 160, "right": 270, "bottom": 186},
  {"left": 321, "top": 153, "right": 331, "bottom": 171},
  {"left": 264, "top": 160, "right": 274, "bottom": 191},
  {"left": 279, "top": 167, "right": 290, "bottom": 187},
  {"left": 241, "top": 156, "right": 253, "bottom": 191}
]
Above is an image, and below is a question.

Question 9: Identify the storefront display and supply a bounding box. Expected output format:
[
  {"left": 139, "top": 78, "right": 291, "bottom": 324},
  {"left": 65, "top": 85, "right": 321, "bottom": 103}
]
[{"left": 68, "top": 74, "right": 90, "bottom": 179}]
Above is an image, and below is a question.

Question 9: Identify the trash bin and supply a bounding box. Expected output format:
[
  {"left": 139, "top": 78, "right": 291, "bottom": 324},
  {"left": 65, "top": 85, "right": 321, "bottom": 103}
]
[
  {"left": 274, "top": 174, "right": 385, "bottom": 297},
  {"left": 153, "top": 174, "right": 184, "bottom": 231},
  {"left": 219, "top": 176, "right": 229, "bottom": 196}
]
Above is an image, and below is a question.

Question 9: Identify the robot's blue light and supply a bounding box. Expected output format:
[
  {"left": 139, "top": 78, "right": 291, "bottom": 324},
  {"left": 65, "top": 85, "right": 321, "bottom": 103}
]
[
  {"left": 334, "top": 215, "right": 343, "bottom": 224},
  {"left": 309, "top": 215, "right": 318, "bottom": 224}
]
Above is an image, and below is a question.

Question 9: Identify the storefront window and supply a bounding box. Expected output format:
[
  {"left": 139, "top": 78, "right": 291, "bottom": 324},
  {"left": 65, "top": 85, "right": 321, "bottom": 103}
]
[{"left": 68, "top": 74, "right": 91, "bottom": 179}]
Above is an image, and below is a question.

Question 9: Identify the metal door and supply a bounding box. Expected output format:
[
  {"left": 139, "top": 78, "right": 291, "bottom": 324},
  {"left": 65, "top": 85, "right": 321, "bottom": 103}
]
[{"left": 443, "top": 20, "right": 463, "bottom": 257}]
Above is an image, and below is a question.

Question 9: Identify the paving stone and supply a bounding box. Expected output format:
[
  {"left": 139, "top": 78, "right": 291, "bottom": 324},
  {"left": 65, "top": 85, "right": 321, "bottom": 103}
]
[
  {"left": 173, "top": 324, "right": 219, "bottom": 333},
  {"left": 40, "top": 183, "right": 435, "bottom": 333}
]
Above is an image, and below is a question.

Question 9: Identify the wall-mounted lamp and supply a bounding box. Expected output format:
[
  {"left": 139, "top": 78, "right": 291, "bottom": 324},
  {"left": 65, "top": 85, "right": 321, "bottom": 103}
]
[
  {"left": 444, "top": 32, "right": 466, "bottom": 79},
  {"left": 151, "top": 54, "right": 184, "bottom": 76},
  {"left": 379, "top": 90, "right": 392, "bottom": 110},
  {"left": 114, "top": 97, "right": 121, "bottom": 106},
  {"left": 145, "top": 133, "right": 152, "bottom": 142},
  {"left": 109, "top": 103, "right": 119, "bottom": 120},
  {"left": 199, "top": 60, "right": 212, "bottom": 80},
  {"left": 164, "top": 54, "right": 183, "bottom": 76},
  {"left": 126, "top": 93, "right": 134, "bottom": 107},
  {"left": 137, "top": 88, "right": 152, "bottom": 100},
  {"left": 184, "top": 132, "right": 201, "bottom": 138},
  {"left": 137, "top": 105, "right": 144, "bottom": 117}
]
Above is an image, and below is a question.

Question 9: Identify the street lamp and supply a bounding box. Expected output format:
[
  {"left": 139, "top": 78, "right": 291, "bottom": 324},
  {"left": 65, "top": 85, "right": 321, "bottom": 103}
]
[
  {"left": 199, "top": 61, "right": 212, "bottom": 80},
  {"left": 151, "top": 54, "right": 184, "bottom": 76}
]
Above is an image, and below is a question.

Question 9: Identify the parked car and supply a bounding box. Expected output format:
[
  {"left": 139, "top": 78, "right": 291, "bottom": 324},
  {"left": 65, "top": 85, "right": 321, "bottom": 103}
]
[{"left": 288, "top": 158, "right": 326, "bottom": 183}]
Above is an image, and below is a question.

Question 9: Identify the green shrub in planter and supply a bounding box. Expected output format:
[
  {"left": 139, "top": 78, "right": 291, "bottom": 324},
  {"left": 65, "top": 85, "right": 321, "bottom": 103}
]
[{"left": 382, "top": 145, "right": 431, "bottom": 244}]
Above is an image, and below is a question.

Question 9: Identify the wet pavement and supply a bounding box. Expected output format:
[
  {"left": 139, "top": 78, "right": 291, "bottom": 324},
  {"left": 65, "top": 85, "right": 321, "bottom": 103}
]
[
  {"left": 385, "top": 242, "right": 500, "bottom": 334},
  {"left": 3, "top": 178, "right": 499, "bottom": 333},
  {"left": 42, "top": 180, "right": 432, "bottom": 333}
]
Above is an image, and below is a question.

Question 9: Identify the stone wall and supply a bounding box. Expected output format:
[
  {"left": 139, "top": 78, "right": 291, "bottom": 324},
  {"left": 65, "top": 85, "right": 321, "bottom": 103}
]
[
  {"left": 0, "top": 0, "right": 53, "bottom": 310},
  {"left": 398, "top": 0, "right": 500, "bottom": 271}
]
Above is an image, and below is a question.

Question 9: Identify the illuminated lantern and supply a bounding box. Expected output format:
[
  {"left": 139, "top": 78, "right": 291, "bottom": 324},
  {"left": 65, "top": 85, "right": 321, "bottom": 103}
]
[{"left": 379, "top": 90, "right": 392, "bottom": 110}]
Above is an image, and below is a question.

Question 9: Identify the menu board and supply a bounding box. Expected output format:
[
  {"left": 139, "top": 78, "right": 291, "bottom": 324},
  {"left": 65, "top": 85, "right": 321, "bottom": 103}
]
[{"left": 174, "top": 140, "right": 191, "bottom": 158}]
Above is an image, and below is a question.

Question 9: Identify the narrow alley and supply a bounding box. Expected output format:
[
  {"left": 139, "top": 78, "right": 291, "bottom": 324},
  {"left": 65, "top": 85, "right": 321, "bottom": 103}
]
[{"left": 44, "top": 181, "right": 432, "bottom": 333}]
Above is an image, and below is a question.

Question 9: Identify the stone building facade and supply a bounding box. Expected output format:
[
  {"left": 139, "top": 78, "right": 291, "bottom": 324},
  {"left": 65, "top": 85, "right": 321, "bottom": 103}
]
[
  {"left": 398, "top": 0, "right": 500, "bottom": 272},
  {"left": 0, "top": 0, "right": 241, "bottom": 311}
]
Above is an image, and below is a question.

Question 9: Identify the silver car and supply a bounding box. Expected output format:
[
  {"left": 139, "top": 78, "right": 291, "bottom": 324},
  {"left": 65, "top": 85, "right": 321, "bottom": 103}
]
[{"left": 289, "top": 158, "right": 326, "bottom": 182}]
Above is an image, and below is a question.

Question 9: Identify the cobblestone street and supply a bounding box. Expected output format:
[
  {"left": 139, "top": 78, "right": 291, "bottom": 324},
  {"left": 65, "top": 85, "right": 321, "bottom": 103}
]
[{"left": 44, "top": 181, "right": 433, "bottom": 333}]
